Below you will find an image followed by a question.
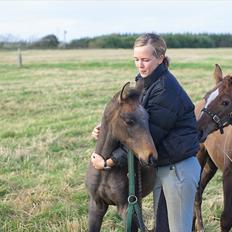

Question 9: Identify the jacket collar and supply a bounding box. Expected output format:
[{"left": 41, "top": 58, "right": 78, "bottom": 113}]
[{"left": 137, "top": 63, "right": 167, "bottom": 89}]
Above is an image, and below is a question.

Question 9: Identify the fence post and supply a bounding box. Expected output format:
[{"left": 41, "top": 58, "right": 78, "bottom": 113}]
[{"left": 17, "top": 48, "right": 22, "bottom": 68}]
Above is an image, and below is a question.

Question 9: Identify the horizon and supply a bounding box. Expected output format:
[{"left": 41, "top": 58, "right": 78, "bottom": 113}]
[{"left": 1, "top": 31, "right": 232, "bottom": 43}]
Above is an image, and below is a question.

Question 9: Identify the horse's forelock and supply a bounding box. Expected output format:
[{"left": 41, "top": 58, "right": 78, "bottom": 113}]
[
  {"left": 220, "top": 75, "right": 232, "bottom": 92},
  {"left": 123, "top": 88, "right": 141, "bottom": 102},
  {"left": 225, "top": 75, "right": 232, "bottom": 84},
  {"left": 103, "top": 88, "right": 141, "bottom": 124}
]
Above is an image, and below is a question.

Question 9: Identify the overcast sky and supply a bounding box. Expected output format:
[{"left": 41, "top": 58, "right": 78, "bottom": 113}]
[{"left": 0, "top": 0, "right": 232, "bottom": 42}]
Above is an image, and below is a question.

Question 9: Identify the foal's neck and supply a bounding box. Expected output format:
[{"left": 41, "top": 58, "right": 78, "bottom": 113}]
[{"left": 95, "top": 122, "right": 118, "bottom": 160}]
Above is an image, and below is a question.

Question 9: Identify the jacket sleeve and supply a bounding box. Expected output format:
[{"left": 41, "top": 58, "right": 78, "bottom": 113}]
[{"left": 111, "top": 145, "right": 128, "bottom": 168}]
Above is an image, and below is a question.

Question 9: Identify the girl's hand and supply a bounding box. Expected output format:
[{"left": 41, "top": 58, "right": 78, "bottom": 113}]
[
  {"left": 91, "top": 152, "right": 104, "bottom": 169},
  {"left": 91, "top": 124, "right": 101, "bottom": 140}
]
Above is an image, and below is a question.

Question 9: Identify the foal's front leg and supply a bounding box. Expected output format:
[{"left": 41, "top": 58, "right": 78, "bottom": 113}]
[
  {"left": 196, "top": 144, "right": 209, "bottom": 169},
  {"left": 88, "top": 197, "right": 108, "bottom": 232},
  {"left": 194, "top": 155, "right": 217, "bottom": 232},
  {"left": 193, "top": 145, "right": 209, "bottom": 231}
]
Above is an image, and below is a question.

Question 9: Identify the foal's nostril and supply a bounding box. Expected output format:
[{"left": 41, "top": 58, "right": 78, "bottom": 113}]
[
  {"left": 148, "top": 155, "right": 156, "bottom": 166},
  {"left": 148, "top": 156, "right": 153, "bottom": 165}
]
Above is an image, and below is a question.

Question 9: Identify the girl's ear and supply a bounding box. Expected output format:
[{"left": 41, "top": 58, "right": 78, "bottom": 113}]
[{"left": 158, "top": 54, "right": 164, "bottom": 64}]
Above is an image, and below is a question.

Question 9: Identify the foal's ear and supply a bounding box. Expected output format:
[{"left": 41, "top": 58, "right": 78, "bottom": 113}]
[
  {"left": 119, "top": 82, "right": 131, "bottom": 102},
  {"left": 214, "top": 64, "right": 223, "bottom": 84}
]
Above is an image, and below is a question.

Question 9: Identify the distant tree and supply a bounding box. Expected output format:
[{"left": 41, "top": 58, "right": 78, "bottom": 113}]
[
  {"left": 29, "top": 34, "right": 59, "bottom": 49},
  {"left": 67, "top": 38, "right": 90, "bottom": 48}
]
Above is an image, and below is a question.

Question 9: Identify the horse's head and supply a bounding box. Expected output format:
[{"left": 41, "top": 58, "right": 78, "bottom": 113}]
[
  {"left": 102, "top": 80, "right": 158, "bottom": 166},
  {"left": 198, "top": 64, "right": 232, "bottom": 142}
]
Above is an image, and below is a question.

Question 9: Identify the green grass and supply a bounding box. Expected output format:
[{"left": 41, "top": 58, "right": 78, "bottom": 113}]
[{"left": 0, "top": 48, "right": 231, "bottom": 231}]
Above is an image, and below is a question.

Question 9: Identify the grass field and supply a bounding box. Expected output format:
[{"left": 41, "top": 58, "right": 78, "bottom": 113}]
[{"left": 0, "top": 48, "right": 232, "bottom": 232}]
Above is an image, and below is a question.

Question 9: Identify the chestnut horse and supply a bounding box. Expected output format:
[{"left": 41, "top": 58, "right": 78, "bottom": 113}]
[
  {"left": 85, "top": 81, "right": 157, "bottom": 232},
  {"left": 194, "top": 64, "right": 232, "bottom": 232}
]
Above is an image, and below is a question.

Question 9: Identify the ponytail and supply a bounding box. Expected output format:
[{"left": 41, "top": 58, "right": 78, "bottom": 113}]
[{"left": 163, "top": 56, "right": 170, "bottom": 67}]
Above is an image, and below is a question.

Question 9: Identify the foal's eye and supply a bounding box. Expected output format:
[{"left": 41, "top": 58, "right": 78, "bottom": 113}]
[
  {"left": 222, "top": 101, "right": 230, "bottom": 106},
  {"left": 125, "top": 119, "right": 135, "bottom": 126}
]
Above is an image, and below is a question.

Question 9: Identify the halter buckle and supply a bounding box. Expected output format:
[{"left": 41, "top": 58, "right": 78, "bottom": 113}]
[{"left": 213, "top": 114, "right": 220, "bottom": 124}]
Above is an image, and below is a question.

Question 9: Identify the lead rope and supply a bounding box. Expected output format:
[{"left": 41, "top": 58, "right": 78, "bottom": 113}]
[
  {"left": 223, "top": 141, "right": 232, "bottom": 164},
  {"left": 126, "top": 150, "right": 148, "bottom": 232},
  {"left": 137, "top": 159, "right": 143, "bottom": 208},
  {"left": 223, "top": 150, "right": 232, "bottom": 163}
]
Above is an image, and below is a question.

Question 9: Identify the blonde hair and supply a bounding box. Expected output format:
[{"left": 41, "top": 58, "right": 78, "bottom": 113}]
[{"left": 134, "top": 33, "right": 169, "bottom": 67}]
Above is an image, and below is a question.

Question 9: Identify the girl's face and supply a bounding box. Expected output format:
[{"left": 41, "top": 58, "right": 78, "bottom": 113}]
[{"left": 133, "top": 44, "right": 163, "bottom": 78}]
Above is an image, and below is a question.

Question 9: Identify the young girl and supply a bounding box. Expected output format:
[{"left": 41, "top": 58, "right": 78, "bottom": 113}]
[{"left": 91, "top": 33, "right": 201, "bottom": 232}]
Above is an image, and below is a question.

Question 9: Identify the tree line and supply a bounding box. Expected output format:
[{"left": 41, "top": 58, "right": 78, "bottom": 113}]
[
  {"left": 68, "top": 33, "right": 232, "bottom": 48},
  {"left": 1, "top": 33, "right": 232, "bottom": 49}
]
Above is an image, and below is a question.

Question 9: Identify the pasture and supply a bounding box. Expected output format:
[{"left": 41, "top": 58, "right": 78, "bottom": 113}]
[{"left": 0, "top": 48, "right": 232, "bottom": 231}]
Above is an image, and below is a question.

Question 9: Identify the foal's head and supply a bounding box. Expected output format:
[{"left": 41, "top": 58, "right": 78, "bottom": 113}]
[
  {"left": 103, "top": 81, "right": 157, "bottom": 165},
  {"left": 198, "top": 64, "right": 232, "bottom": 142}
]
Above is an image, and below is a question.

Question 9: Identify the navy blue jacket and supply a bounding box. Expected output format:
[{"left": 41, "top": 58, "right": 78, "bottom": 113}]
[{"left": 112, "top": 63, "right": 200, "bottom": 167}]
